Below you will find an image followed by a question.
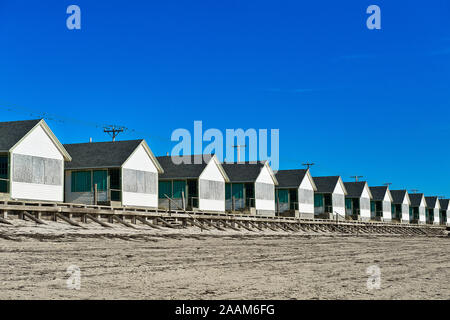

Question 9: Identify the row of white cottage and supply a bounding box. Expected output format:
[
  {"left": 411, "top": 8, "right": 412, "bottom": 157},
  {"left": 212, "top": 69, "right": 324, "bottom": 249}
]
[{"left": 0, "top": 119, "right": 448, "bottom": 226}]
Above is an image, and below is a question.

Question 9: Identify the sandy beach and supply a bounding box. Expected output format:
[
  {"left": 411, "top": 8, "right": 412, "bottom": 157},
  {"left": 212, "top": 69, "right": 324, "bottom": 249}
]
[{"left": 0, "top": 220, "right": 448, "bottom": 299}]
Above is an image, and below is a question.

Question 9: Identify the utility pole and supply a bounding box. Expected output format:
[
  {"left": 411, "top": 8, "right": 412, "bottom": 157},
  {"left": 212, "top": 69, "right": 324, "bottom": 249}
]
[
  {"left": 383, "top": 182, "right": 392, "bottom": 187},
  {"left": 232, "top": 145, "right": 246, "bottom": 162},
  {"left": 104, "top": 125, "right": 125, "bottom": 142},
  {"left": 410, "top": 189, "right": 419, "bottom": 194},
  {"left": 302, "top": 162, "right": 315, "bottom": 170},
  {"left": 350, "top": 175, "right": 363, "bottom": 182}
]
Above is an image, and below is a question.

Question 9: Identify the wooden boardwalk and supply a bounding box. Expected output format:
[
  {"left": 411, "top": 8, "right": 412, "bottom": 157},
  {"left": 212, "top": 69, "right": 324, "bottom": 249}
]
[{"left": 0, "top": 200, "right": 447, "bottom": 237}]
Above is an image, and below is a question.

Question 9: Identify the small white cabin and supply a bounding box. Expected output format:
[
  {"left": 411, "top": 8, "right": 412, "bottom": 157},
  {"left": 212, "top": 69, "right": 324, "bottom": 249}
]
[
  {"left": 312, "top": 176, "right": 347, "bottom": 219},
  {"left": 64, "top": 139, "right": 163, "bottom": 208},
  {"left": 343, "top": 181, "right": 373, "bottom": 221},
  {"left": 0, "top": 119, "right": 71, "bottom": 202},
  {"left": 438, "top": 199, "right": 449, "bottom": 226},
  {"left": 390, "top": 190, "right": 411, "bottom": 223},
  {"left": 409, "top": 193, "right": 426, "bottom": 224},
  {"left": 369, "top": 186, "right": 393, "bottom": 221},
  {"left": 156, "top": 155, "right": 229, "bottom": 212},
  {"left": 222, "top": 161, "right": 278, "bottom": 216},
  {"left": 275, "top": 169, "right": 317, "bottom": 219},
  {"left": 425, "top": 196, "right": 441, "bottom": 225}
]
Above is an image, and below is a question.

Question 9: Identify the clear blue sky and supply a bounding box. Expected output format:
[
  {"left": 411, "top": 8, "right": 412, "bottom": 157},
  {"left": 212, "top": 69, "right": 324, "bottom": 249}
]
[{"left": 0, "top": 1, "right": 449, "bottom": 196}]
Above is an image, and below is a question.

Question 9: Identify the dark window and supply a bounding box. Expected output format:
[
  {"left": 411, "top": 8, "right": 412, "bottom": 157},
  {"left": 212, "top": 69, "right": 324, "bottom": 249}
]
[
  {"left": 109, "top": 168, "right": 121, "bottom": 201},
  {"left": 0, "top": 155, "right": 8, "bottom": 193}
]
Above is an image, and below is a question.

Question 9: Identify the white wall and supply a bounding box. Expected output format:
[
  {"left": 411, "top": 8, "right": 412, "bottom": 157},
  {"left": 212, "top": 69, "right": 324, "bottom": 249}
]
[
  {"left": 11, "top": 124, "right": 64, "bottom": 202},
  {"left": 332, "top": 180, "right": 346, "bottom": 217},
  {"left": 121, "top": 144, "right": 158, "bottom": 208},
  {"left": 255, "top": 165, "right": 275, "bottom": 212},
  {"left": 298, "top": 174, "right": 314, "bottom": 214},
  {"left": 360, "top": 184, "right": 371, "bottom": 220},
  {"left": 401, "top": 194, "right": 410, "bottom": 223},
  {"left": 419, "top": 197, "right": 426, "bottom": 223},
  {"left": 383, "top": 191, "right": 392, "bottom": 221},
  {"left": 198, "top": 159, "right": 226, "bottom": 212}
]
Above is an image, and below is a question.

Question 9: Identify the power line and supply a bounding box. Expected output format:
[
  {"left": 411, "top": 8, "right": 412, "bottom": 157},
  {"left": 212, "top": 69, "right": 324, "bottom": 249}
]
[
  {"left": 350, "top": 175, "right": 363, "bottom": 182},
  {"left": 104, "top": 125, "right": 125, "bottom": 142}
]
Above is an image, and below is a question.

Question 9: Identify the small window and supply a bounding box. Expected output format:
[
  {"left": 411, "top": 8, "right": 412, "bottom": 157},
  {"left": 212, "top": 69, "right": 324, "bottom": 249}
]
[
  {"left": 71, "top": 171, "right": 91, "bottom": 192},
  {"left": 0, "top": 155, "right": 8, "bottom": 193},
  {"left": 277, "top": 189, "right": 289, "bottom": 203},
  {"left": 314, "top": 194, "right": 323, "bottom": 207},
  {"left": 345, "top": 198, "right": 352, "bottom": 209},
  {"left": 173, "top": 180, "right": 186, "bottom": 199},
  {"left": 93, "top": 170, "right": 107, "bottom": 191},
  {"left": 159, "top": 181, "right": 172, "bottom": 199}
]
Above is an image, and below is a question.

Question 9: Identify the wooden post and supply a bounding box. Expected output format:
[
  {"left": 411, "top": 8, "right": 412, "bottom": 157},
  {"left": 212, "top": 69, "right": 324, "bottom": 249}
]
[
  {"left": 232, "top": 196, "right": 235, "bottom": 212},
  {"left": 181, "top": 191, "right": 186, "bottom": 211},
  {"left": 276, "top": 194, "right": 279, "bottom": 216},
  {"left": 94, "top": 183, "right": 98, "bottom": 205},
  {"left": 1, "top": 210, "right": 7, "bottom": 219},
  {"left": 131, "top": 216, "right": 136, "bottom": 224}
]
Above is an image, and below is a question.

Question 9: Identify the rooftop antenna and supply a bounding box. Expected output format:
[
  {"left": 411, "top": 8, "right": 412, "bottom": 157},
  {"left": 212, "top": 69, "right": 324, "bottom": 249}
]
[
  {"left": 232, "top": 145, "right": 246, "bottom": 162},
  {"left": 302, "top": 162, "right": 315, "bottom": 169},
  {"left": 410, "top": 189, "right": 419, "bottom": 194},
  {"left": 350, "top": 175, "right": 363, "bottom": 182},
  {"left": 383, "top": 182, "right": 392, "bottom": 187},
  {"left": 104, "top": 125, "right": 125, "bottom": 142}
]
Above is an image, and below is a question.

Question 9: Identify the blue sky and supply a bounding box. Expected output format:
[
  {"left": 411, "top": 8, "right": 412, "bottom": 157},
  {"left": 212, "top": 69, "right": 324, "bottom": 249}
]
[{"left": 0, "top": 0, "right": 449, "bottom": 196}]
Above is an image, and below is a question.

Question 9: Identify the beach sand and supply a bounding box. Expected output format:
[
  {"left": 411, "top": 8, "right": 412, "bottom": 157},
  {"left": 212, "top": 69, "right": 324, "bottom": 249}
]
[{"left": 0, "top": 219, "right": 448, "bottom": 299}]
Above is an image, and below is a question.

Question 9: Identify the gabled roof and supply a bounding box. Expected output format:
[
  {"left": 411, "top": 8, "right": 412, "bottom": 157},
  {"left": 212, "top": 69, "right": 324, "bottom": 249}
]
[
  {"left": 390, "top": 190, "right": 408, "bottom": 204},
  {"left": 275, "top": 169, "right": 317, "bottom": 190},
  {"left": 369, "top": 186, "right": 393, "bottom": 202},
  {"left": 222, "top": 161, "right": 278, "bottom": 185},
  {"left": 425, "top": 196, "right": 440, "bottom": 209},
  {"left": 157, "top": 154, "right": 229, "bottom": 181},
  {"left": 65, "top": 139, "right": 152, "bottom": 170},
  {"left": 439, "top": 199, "right": 449, "bottom": 210},
  {"left": 313, "top": 176, "right": 347, "bottom": 194},
  {"left": 409, "top": 193, "right": 425, "bottom": 207},
  {"left": 0, "top": 119, "right": 41, "bottom": 151},
  {"left": 344, "top": 181, "right": 372, "bottom": 199},
  {"left": 0, "top": 119, "right": 71, "bottom": 161}
]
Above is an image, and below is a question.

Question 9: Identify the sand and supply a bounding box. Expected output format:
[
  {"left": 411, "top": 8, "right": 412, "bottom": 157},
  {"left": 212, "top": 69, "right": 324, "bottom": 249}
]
[{"left": 0, "top": 219, "right": 448, "bottom": 299}]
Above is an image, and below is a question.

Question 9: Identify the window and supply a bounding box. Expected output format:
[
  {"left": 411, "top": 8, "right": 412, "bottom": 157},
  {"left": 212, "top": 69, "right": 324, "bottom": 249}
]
[
  {"left": 172, "top": 180, "right": 186, "bottom": 199},
  {"left": 314, "top": 194, "right": 323, "bottom": 207},
  {"left": 71, "top": 171, "right": 91, "bottom": 192},
  {"left": 277, "top": 189, "right": 289, "bottom": 203},
  {"left": 225, "top": 183, "right": 231, "bottom": 200},
  {"left": 159, "top": 181, "right": 172, "bottom": 199},
  {"left": 108, "top": 168, "right": 121, "bottom": 201},
  {"left": 370, "top": 201, "right": 376, "bottom": 212},
  {"left": 0, "top": 155, "right": 8, "bottom": 193},
  {"left": 345, "top": 198, "right": 352, "bottom": 209},
  {"left": 93, "top": 170, "right": 107, "bottom": 191},
  {"left": 231, "top": 183, "right": 244, "bottom": 199}
]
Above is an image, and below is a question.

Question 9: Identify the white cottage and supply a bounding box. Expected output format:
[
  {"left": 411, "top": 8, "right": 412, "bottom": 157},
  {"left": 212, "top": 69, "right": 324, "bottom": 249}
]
[
  {"left": 274, "top": 169, "right": 317, "bottom": 219},
  {"left": 438, "top": 199, "right": 449, "bottom": 226},
  {"left": 64, "top": 139, "right": 163, "bottom": 208},
  {"left": 312, "top": 176, "right": 347, "bottom": 219},
  {"left": 0, "top": 119, "right": 71, "bottom": 202},
  {"left": 156, "top": 155, "right": 229, "bottom": 212},
  {"left": 425, "top": 196, "right": 440, "bottom": 225},
  {"left": 369, "top": 186, "right": 393, "bottom": 221},
  {"left": 390, "top": 190, "right": 411, "bottom": 223},
  {"left": 222, "top": 161, "right": 278, "bottom": 216},
  {"left": 343, "top": 181, "right": 373, "bottom": 221},
  {"left": 408, "top": 193, "right": 426, "bottom": 224}
]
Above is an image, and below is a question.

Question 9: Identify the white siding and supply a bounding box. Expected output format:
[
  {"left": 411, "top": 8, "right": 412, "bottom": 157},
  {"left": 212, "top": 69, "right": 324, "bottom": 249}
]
[
  {"left": 298, "top": 174, "right": 314, "bottom": 215},
  {"left": 121, "top": 144, "right": 158, "bottom": 208},
  {"left": 10, "top": 124, "right": 64, "bottom": 202},
  {"left": 360, "top": 184, "right": 371, "bottom": 220},
  {"left": 198, "top": 159, "right": 226, "bottom": 212},
  {"left": 255, "top": 165, "right": 275, "bottom": 213},
  {"left": 419, "top": 197, "right": 426, "bottom": 223},
  {"left": 401, "top": 194, "right": 410, "bottom": 223},
  {"left": 332, "top": 180, "right": 345, "bottom": 217},
  {"left": 383, "top": 191, "right": 392, "bottom": 221}
]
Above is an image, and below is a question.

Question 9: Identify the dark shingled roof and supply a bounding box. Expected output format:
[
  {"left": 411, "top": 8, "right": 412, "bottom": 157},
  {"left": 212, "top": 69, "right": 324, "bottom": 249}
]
[
  {"left": 344, "top": 181, "right": 367, "bottom": 198},
  {"left": 0, "top": 119, "right": 41, "bottom": 151},
  {"left": 439, "top": 199, "right": 449, "bottom": 210},
  {"left": 313, "top": 176, "right": 340, "bottom": 193},
  {"left": 425, "top": 196, "right": 438, "bottom": 208},
  {"left": 369, "top": 186, "right": 389, "bottom": 201},
  {"left": 409, "top": 193, "right": 425, "bottom": 207},
  {"left": 390, "top": 190, "right": 407, "bottom": 204},
  {"left": 64, "top": 140, "right": 143, "bottom": 169},
  {"left": 222, "top": 162, "right": 265, "bottom": 182},
  {"left": 275, "top": 169, "right": 308, "bottom": 188},
  {"left": 157, "top": 155, "right": 209, "bottom": 179}
]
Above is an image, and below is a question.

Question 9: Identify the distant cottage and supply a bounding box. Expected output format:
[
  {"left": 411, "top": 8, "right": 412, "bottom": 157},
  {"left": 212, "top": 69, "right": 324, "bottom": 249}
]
[
  {"left": 424, "top": 196, "right": 440, "bottom": 225},
  {"left": 274, "top": 169, "right": 316, "bottom": 219},
  {"left": 64, "top": 139, "right": 163, "bottom": 208},
  {"left": 0, "top": 119, "right": 71, "bottom": 202},
  {"left": 343, "top": 181, "right": 373, "bottom": 221},
  {"left": 156, "top": 155, "right": 229, "bottom": 212},
  {"left": 369, "top": 186, "right": 393, "bottom": 221},
  {"left": 408, "top": 193, "right": 426, "bottom": 224},
  {"left": 312, "top": 176, "right": 347, "bottom": 219},
  {"left": 390, "top": 190, "right": 411, "bottom": 223}
]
